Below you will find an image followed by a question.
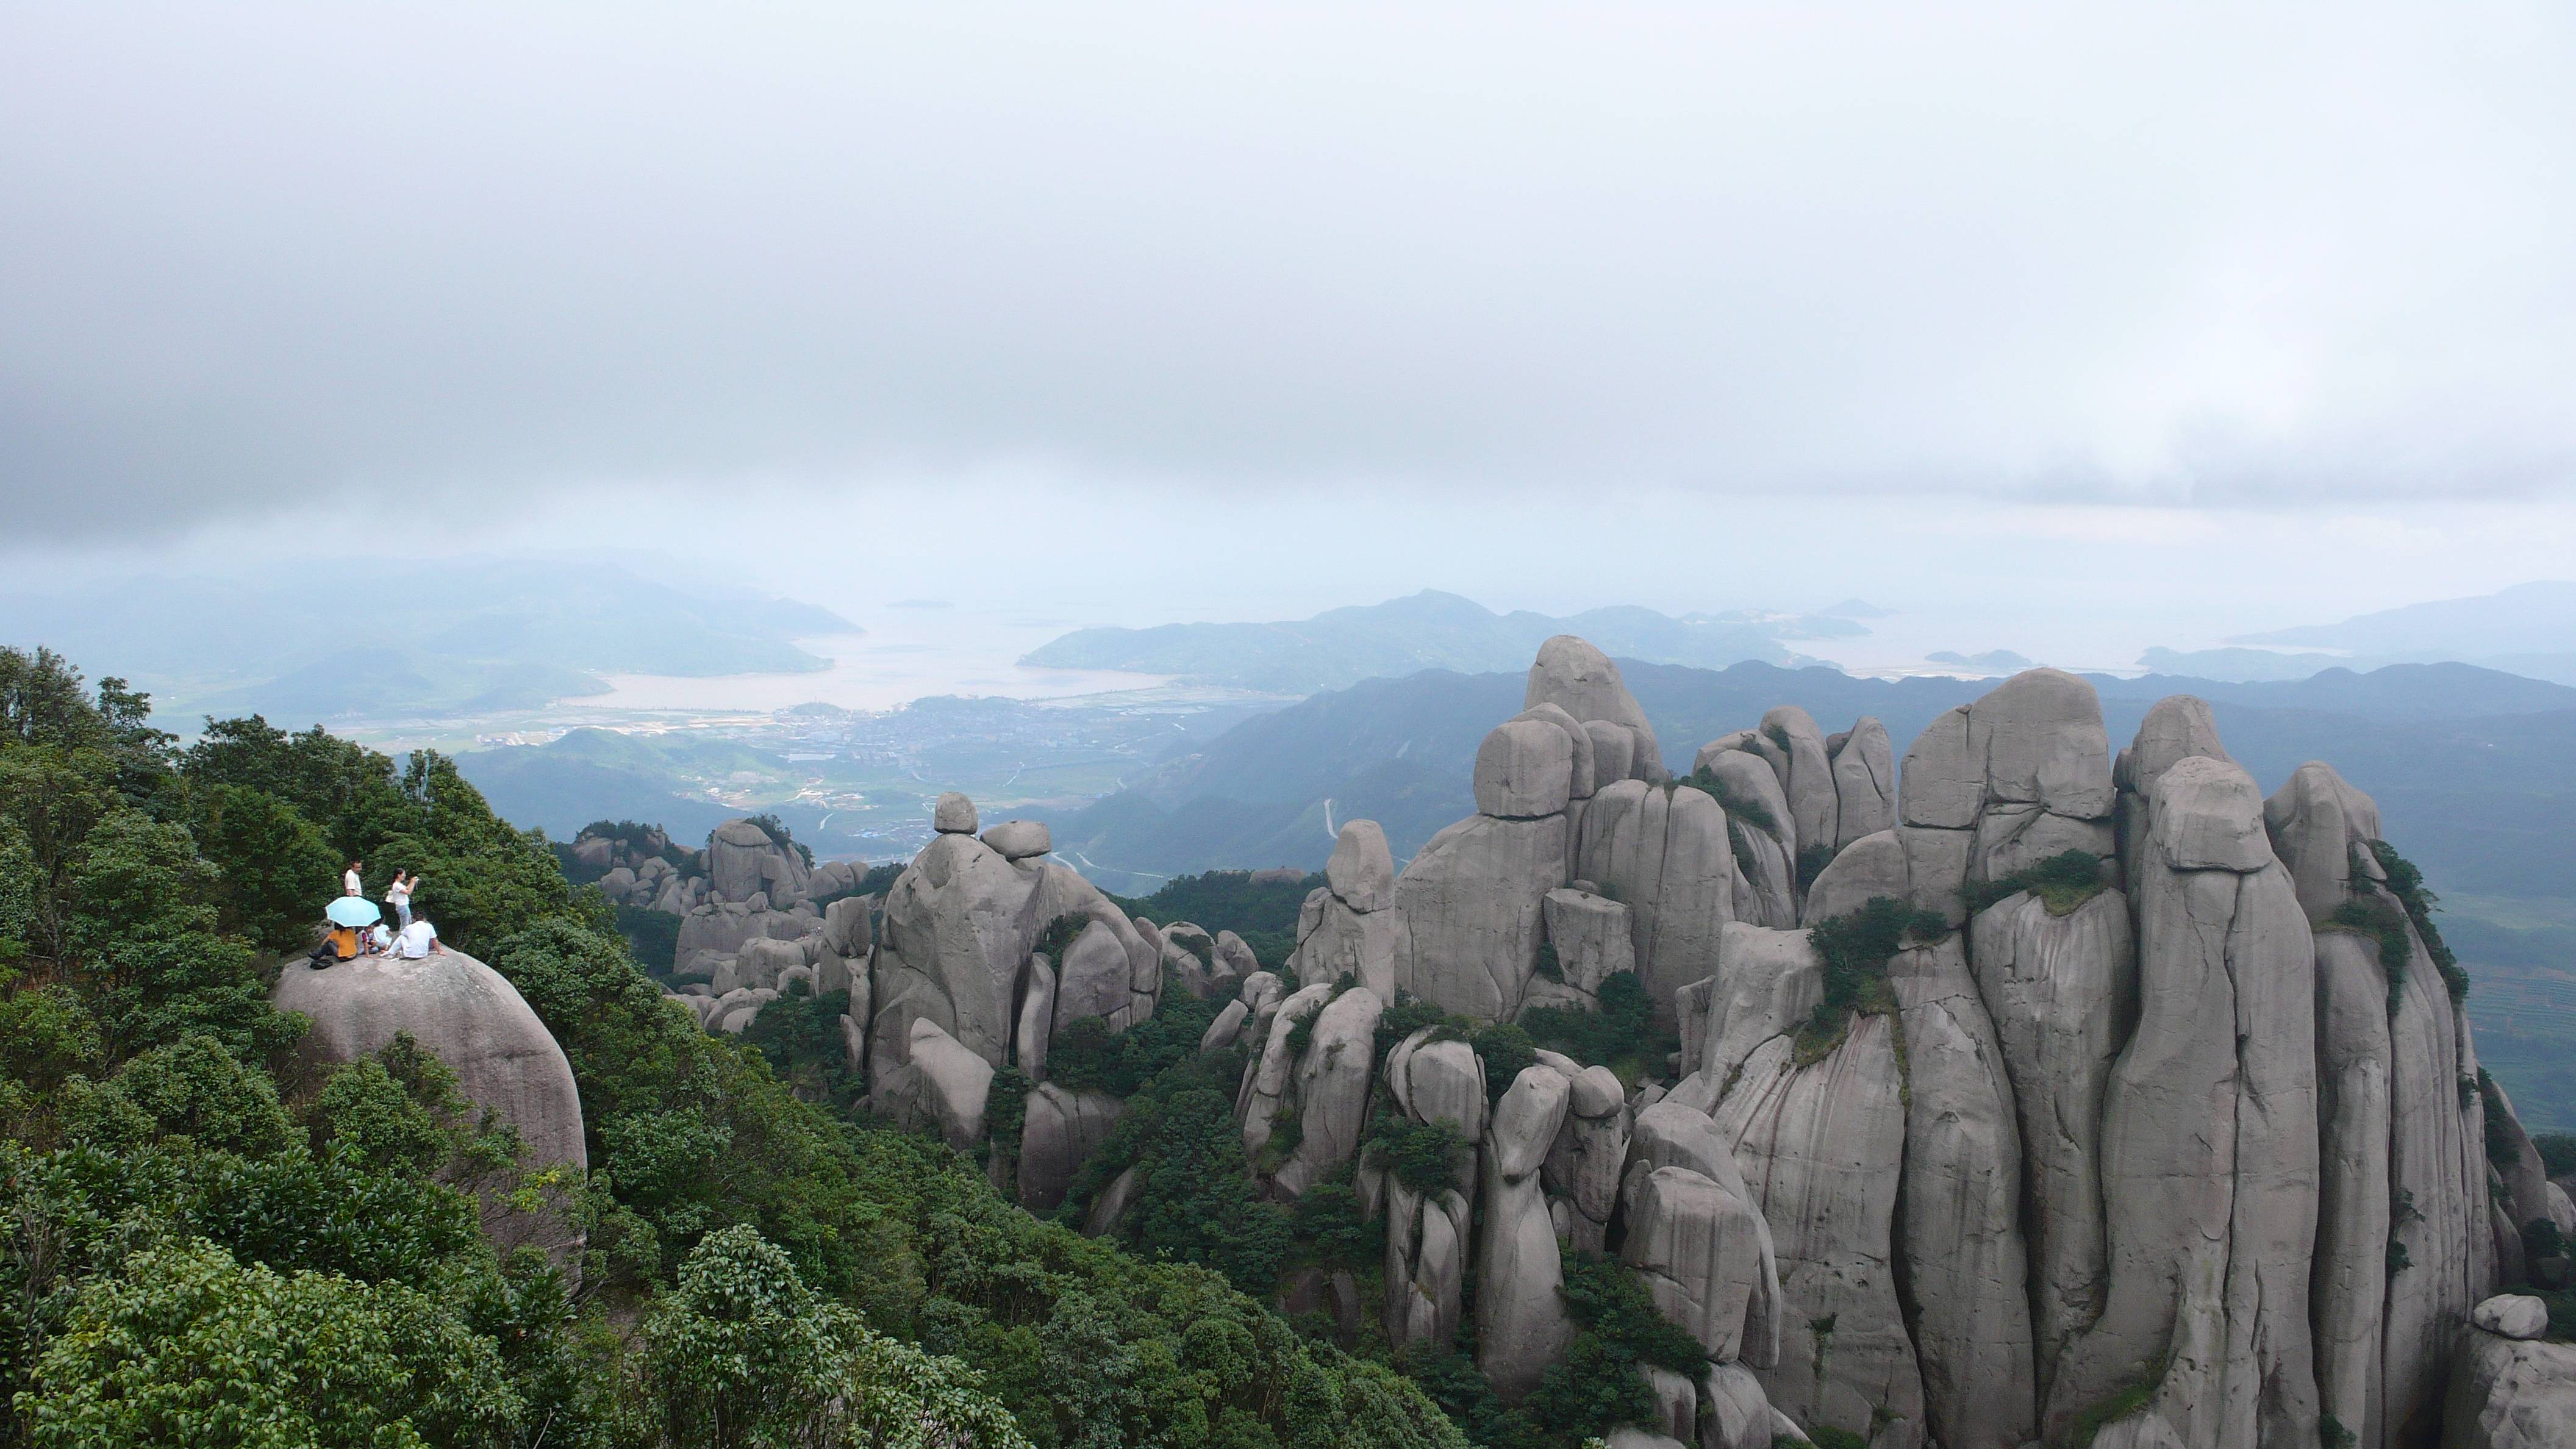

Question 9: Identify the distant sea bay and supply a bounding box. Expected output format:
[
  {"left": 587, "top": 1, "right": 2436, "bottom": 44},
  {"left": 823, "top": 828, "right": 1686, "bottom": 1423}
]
[{"left": 584, "top": 626, "right": 1172, "bottom": 714}]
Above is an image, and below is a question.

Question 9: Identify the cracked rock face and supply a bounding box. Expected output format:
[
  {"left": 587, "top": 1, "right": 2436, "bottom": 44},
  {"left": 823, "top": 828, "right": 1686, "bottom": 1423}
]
[
  {"left": 1890, "top": 934, "right": 2034, "bottom": 1449},
  {"left": 2048, "top": 754, "right": 2321, "bottom": 1449},
  {"left": 1396, "top": 814, "right": 1569, "bottom": 1021},
  {"left": 1384, "top": 1027, "right": 1487, "bottom": 1351},
  {"left": 1966, "top": 886, "right": 2134, "bottom": 1401},
  {"left": 1574, "top": 779, "right": 1733, "bottom": 1025},
  {"left": 1830, "top": 717, "right": 1896, "bottom": 849},
  {"left": 1713, "top": 1017, "right": 1922, "bottom": 1443}
]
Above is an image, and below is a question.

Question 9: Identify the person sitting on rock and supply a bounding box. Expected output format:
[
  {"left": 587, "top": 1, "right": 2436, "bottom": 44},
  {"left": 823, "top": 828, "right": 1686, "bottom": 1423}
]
[
  {"left": 310, "top": 918, "right": 362, "bottom": 969},
  {"left": 364, "top": 921, "right": 392, "bottom": 956},
  {"left": 393, "top": 917, "right": 442, "bottom": 959}
]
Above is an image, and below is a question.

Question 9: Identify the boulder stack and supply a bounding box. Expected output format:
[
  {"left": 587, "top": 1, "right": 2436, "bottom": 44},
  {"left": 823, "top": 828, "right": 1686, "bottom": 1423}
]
[{"left": 680, "top": 640, "right": 2560, "bottom": 1447}]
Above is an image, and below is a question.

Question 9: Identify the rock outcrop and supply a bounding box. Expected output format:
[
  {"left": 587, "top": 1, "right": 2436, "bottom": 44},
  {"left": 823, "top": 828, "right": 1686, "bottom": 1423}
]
[
  {"left": 1525, "top": 634, "right": 1664, "bottom": 782},
  {"left": 2048, "top": 754, "right": 2321, "bottom": 1448},
  {"left": 1383, "top": 1028, "right": 1486, "bottom": 1350},
  {"left": 707, "top": 640, "right": 2564, "bottom": 1449},
  {"left": 276, "top": 947, "right": 586, "bottom": 1269},
  {"left": 1574, "top": 779, "right": 1733, "bottom": 1025},
  {"left": 1290, "top": 821, "right": 1403, "bottom": 998},
  {"left": 2445, "top": 1322, "right": 2576, "bottom": 1449},
  {"left": 1395, "top": 811, "right": 1568, "bottom": 1021},
  {"left": 1479, "top": 1064, "right": 1575, "bottom": 1402}
]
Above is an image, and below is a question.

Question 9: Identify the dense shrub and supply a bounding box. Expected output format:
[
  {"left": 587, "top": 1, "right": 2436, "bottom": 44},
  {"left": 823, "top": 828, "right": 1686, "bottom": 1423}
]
[
  {"left": 1678, "top": 766, "right": 1779, "bottom": 832},
  {"left": 1799, "top": 897, "right": 1946, "bottom": 1061},
  {"left": 1960, "top": 850, "right": 2108, "bottom": 918},
  {"left": 2366, "top": 840, "right": 2470, "bottom": 1002},
  {"left": 1518, "top": 971, "right": 1673, "bottom": 1084},
  {"left": 1109, "top": 869, "right": 1325, "bottom": 970}
]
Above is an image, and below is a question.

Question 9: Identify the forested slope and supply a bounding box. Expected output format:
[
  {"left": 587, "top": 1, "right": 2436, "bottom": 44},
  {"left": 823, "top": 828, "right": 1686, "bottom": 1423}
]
[{"left": 0, "top": 646, "right": 1461, "bottom": 1448}]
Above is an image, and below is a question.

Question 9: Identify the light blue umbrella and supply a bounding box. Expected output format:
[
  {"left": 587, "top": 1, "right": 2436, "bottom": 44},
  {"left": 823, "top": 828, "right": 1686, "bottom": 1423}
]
[{"left": 326, "top": 896, "right": 381, "bottom": 928}]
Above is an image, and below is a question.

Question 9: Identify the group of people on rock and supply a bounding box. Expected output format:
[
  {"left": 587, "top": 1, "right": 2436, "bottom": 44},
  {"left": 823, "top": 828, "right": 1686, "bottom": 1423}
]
[{"left": 309, "top": 859, "right": 442, "bottom": 968}]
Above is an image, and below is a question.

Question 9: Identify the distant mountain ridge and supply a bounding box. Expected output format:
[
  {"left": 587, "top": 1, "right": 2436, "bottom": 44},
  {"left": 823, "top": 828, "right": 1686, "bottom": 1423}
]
[
  {"left": 1035, "top": 657, "right": 2576, "bottom": 899},
  {"left": 1018, "top": 589, "right": 1862, "bottom": 693},
  {"left": 0, "top": 557, "right": 853, "bottom": 726},
  {"left": 2141, "top": 580, "right": 2576, "bottom": 685}
]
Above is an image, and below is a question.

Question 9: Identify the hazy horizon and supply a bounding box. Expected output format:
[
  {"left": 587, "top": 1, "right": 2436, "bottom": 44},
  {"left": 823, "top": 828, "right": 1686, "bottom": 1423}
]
[{"left": 8, "top": 4, "right": 2575, "bottom": 685}]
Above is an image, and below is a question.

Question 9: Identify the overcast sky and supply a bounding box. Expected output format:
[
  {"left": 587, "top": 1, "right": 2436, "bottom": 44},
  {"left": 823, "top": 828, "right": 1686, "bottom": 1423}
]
[{"left": 5, "top": 3, "right": 2573, "bottom": 656}]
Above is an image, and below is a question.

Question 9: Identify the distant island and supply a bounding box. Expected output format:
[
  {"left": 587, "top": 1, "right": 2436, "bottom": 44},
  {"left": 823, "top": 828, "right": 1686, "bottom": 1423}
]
[
  {"left": 1925, "top": 648, "right": 2033, "bottom": 670},
  {"left": 1020, "top": 589, "right": 1862, "bottom": 693}
]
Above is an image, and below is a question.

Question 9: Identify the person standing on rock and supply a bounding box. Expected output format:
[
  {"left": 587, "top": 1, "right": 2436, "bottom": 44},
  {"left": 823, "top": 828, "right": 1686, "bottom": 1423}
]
[
  {"left": 343, "top": 860, "right": 364, "bottom": 898},
  {"left": 384, "top": 871, "right": 415, "bottom": 931}
]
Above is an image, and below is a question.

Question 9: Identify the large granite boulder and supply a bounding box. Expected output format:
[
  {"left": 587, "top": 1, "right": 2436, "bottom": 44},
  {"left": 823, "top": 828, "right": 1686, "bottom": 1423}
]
[
  {"left": 1830, "top": 717, "right": 1895, "bottom": 849},
  {"left": 1476, "top": 718, "right": 1578, "bottom": 818},
  {"left": 1017, "top": 1082, "right": 1124, "bottom": 1211},
  {"left": 1621, "top": 1164, "right": 1776, "bottom": 1364},
  {"left": 2445, "top": 1326, "right": 2576, "bottom": 1449},
  {"left": 1289, "top": 821, "right": 1404, "bottom": 998},
  {"left": 1479, "top": 1065, "right": 1575, "bottom": 1402},
  {"left": 1542, "top": 1062, "right": 1630, "bottom": 1253},
  {"left": 882, "top": 1017, "right": 992, "bottom": 1150},
  {"left": 1574, "top": 779, "right": 1734, "bottom": 1025},
  {"left": 1531, "top": 886, "right": 1637, "bottom": 1011},
  {"left": 1395, "top": 813, "right": 1569, "bottom": 1021},
  {"left": 1898, "top": 672, "right": 2117, "bottom": 933},
  {"left": 1759, "top": 706, "right": 1838, "bottom": 862},
  {"left": 276, "top": 948, "right": 586, "bottom": 1268},
  {"left": 870, "top": 832, "right": 1040, "bottom": 1081},
  {"left": 1526, "top": 635, "right": 1664, "bottom": 781},
  {"left": 1383, "top": 1026, "right": 1489, "bottom": 1350},
  {"left": 706, "top": 818, "right": 812, "bottom": 906},
  {"left": 1801, "top": 829, "right": 1908, "bottom": 926},
  {"left": 980, "top": 819, "right": 1052, "bottom": 860},
  {"left": 1267, "top": 985, "right": 1385, "bottom": 1199}
]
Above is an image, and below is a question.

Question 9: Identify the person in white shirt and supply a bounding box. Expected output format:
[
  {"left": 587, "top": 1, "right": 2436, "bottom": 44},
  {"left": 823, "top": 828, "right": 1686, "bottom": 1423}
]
[
  {"left": 365, "top": 923, "right": 392, "bottom": 955},
  {"left": 343, "top": 860, "right": 364, "bottom": 898},
  {"left": 384, "top": 871, "right": 415, "bottom": 931},
  {"left": 394, "top": 918, "right": 441, "bottom": 959}
]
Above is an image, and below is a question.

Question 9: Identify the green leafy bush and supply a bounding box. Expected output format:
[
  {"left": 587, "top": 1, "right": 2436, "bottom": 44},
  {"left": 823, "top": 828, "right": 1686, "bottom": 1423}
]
[
  {"left": 1678, "top": 766, "right": 1779, "bottom": 833},
  {"left": 1517, "top": 971, "right": 1673, "bottom": 1085},
  {"left": 1367, "top": 1116, "right": 1468, "bottom": 1198},
  {"left": 1960, "top": 850, "right": 2108, "bottom": 918},
  {"left": 21, "top": 1237, "right": 523, "bottom": 1449},
  {"left": 1470, "top": 1023, "right": 1537, "bottom": 1105},
  {"left": 614, "top": 904, "right": 681, "bottom": 973},
  {"left": 2366, "top": 840, "right": 2469, "bottom": 1002},
  {"left": 1798, "top": 898, "right": 1945, "bottom": 1061},
  {"left": 2537, "top": 1132, "right": 2576, "bottom": 1178},
  {"left": 1108, "top": 869, "right": 1325, "bottom": 971}
]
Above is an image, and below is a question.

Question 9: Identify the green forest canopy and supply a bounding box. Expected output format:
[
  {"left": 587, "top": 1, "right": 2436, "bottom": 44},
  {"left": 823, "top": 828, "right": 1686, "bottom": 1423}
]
[{"left": 0, "top": 645, "right": 1467, "bottom": 1449}]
